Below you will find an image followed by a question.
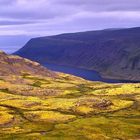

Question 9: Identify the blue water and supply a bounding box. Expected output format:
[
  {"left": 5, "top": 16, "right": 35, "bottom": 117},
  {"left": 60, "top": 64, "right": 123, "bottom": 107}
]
[{"left": 44, "top": 63, "right": 123, "bottom": 83}]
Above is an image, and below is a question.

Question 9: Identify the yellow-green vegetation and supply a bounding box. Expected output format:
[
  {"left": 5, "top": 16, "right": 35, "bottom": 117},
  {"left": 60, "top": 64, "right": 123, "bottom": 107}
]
[
  {"left": 24, "top": 111, "right": 76, "bottom": 123},
  {"left": 0, "top": 74, "right": 139, "bottom": 140},
  {"left": 0, "top": 111, "right": 14, "bottom": 126}
]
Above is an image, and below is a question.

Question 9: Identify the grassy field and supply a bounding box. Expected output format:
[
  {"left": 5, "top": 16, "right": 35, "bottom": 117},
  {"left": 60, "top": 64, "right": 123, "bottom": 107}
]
[{"left": 0, "top": 73, "right": 139, "bottom": 140}]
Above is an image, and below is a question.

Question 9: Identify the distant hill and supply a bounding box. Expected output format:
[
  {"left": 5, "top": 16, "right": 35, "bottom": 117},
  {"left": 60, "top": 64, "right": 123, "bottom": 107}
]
[{"left": 14, "top": 27, "right": 140, "bottom": 81}]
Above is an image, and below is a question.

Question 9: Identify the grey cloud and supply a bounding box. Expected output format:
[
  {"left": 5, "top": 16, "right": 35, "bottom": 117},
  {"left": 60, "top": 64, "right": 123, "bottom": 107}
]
[
  {"left": 52, "top": 0, "right": 140, "bottom": 11},
  {"left": 0, "top": 0, "right": 78, "bottom": 20},
  {"left": 0, "top": 0, "right": 140, "bottom": 20},
  {"left": 0, "top": 0, "right": 140, "bottom": 36},
  {"left": 0, "top": 0, "right": 16, "bottom": 5},
  {"left": 0, "top": 20, "right": 34, "bottom": 25}
]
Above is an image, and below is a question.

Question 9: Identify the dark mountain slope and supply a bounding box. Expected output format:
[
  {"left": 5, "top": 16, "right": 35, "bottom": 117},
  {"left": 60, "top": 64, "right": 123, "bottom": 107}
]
[{"left": 14, "top": 27, "right": 140, "bottom": 81}]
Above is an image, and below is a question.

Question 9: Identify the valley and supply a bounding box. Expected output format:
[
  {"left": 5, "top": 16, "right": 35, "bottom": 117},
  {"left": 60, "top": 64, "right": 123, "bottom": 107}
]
[
  {"left": 0, "top": 52, "right": 139, "bottom": 140},
  {"left": 44, "top": 62, "right": 140, "bottom": 83},
  {"left": 0, "top": 0, "right": 140, "bottom": 140}
]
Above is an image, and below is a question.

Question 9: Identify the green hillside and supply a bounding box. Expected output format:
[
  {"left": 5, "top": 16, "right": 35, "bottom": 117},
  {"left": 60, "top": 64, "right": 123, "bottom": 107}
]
[{"left": 0, "top": 52, "right": 139, "bottom": 140}]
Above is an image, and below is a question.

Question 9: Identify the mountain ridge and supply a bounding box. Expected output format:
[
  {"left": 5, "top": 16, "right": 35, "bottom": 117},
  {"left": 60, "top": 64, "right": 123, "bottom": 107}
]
[{"left": 14, "top": 27, "right": 140, "bottom": 81}]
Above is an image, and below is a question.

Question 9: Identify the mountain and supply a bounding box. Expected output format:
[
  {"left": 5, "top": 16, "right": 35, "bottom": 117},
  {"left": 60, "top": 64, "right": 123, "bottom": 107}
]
[
  {"left": 14, "top": 27, "right": 140, "bottom": 81},
  {"left": 0, "top": 51, "right": 140, "bottom": 139}
]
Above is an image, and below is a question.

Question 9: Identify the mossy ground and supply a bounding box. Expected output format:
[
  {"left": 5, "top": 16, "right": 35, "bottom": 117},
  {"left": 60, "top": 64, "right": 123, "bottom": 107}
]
[{"left": 0, "top": 74, "right": 139, "bottom": 140}]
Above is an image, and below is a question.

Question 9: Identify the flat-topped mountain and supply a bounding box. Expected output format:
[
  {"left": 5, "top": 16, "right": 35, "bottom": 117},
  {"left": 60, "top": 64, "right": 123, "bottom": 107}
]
[{"left": 14, "top": 27, "right": 140, "bottom": 81}]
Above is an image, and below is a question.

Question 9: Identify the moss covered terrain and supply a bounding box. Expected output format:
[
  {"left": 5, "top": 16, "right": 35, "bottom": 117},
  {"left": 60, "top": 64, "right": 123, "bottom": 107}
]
[
  {"left": 0, "top": 73, "right": 139, "bottom": 140},
  {"left": 0, "top": 50, "right": 139, "bottom": 140}
]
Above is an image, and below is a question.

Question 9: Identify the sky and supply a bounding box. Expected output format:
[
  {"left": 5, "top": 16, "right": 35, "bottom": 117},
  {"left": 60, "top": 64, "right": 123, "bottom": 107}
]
[{"left": 0, "top": 0, "right": 140, "bottom": 53}]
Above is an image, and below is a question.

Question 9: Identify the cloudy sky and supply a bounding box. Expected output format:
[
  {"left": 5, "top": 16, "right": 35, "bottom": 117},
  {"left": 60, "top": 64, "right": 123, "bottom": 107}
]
[{"left": 0, "top": 0, "right": 140, "bottom": 52}]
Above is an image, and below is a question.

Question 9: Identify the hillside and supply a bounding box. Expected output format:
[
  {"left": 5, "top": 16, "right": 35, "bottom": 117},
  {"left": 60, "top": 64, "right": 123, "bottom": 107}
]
[
  {"left": 15, "top": 27, "right": 140, "bottom": 81},
  {"left": 0, "top": 51, "right": 140, "bottom": 139},
  {"left": 0, "top": 51, "right": 55, "bottom": 77}
]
